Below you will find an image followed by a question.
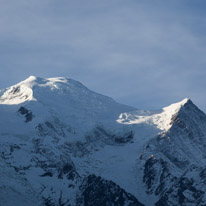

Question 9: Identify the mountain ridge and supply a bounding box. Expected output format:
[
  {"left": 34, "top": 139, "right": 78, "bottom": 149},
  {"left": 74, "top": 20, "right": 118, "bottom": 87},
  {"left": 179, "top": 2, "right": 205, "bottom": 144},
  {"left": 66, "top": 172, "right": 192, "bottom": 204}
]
[{"left": 0, "top": 76, "right": 206, "bottom": 206}]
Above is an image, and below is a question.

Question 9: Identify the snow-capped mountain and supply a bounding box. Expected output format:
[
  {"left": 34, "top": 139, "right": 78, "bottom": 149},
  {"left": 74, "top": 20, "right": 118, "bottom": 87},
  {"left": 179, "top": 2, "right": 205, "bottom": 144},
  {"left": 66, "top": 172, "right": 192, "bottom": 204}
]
[{"left": 0, "top": 76, "right": 206, "bottom": 206}]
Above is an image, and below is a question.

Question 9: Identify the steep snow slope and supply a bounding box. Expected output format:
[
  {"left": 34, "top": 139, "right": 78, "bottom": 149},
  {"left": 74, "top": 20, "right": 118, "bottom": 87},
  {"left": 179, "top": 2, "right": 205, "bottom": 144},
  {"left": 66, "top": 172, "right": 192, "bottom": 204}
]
[
  {"left": 0, "top": 76, "right": 135, "bottom": 137},
  {"left": 136, "top": 99, "right": 206, "bottom": 205},
  {"left": 117, "top": 98, "right": 190, "bottom": 131},
  {"left": 0, "top": 76, "right": 206, "bottom": 206}
]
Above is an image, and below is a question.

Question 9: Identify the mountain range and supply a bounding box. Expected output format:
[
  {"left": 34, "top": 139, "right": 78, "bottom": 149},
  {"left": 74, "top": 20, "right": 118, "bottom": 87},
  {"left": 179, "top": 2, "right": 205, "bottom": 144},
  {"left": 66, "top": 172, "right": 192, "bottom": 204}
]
[{"left": 0, "top": 76, "right": 206, "bottom": 206}]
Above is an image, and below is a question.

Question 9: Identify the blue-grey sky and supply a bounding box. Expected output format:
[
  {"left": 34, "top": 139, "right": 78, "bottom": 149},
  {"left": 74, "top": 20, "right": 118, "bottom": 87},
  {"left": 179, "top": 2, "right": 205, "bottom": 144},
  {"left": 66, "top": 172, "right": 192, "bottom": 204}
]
[{"left": 1, "top": 0, "right": 206, "bottom": 111}]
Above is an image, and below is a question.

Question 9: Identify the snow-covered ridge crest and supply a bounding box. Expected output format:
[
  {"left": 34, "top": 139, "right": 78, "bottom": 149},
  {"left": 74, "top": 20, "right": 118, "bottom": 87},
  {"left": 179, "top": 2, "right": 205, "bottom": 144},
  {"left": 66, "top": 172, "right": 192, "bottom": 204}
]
[
  {"left": 0, "top": 76, "right": 37, "bottom": 105},
  {"left": 0, "top": 76, "right": 135, "bottom": 134},
  {"left": 0, "top": 76, "right": 86, "bottom": 105},
  {"left": 117, "top": 98, "right": 190, "bottom": 131}
]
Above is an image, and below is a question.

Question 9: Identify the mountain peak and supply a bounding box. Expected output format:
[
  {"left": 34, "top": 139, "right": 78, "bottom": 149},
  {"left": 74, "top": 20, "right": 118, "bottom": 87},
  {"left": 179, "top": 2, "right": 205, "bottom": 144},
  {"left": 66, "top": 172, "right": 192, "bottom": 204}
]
[
  {"left": 151, "top": 98, "right": 203, "bottom": 131},
  {"left": 117, "top": 98, "right": 197, "bottom": 132},
  {"left": 24, "top": 75, "right": 38, "bottom": 81},
  {"left": 20, "top": 76, "right": 87, "bottom": 90},
  {"left": 0, "top": 76, "right": 81, "bottom": 105},
  {"left": 21, "top": 75, "right": 45, "bottom": 84},
  {"left": 163, "top": 98, "right": 190, "bottom": 112},
  {"left": 0, "top": 76, "right": 37, "bottom": 105},
  {"left": 0, "top": 76, "right": 135, "bottom": 130}
]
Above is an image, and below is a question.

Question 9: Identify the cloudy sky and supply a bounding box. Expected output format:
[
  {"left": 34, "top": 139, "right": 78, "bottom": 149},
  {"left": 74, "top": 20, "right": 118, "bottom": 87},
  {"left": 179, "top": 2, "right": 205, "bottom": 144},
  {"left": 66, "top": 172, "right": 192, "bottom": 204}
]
[{"left": 0, "top": 0, "right": 206, "bottom": 111}]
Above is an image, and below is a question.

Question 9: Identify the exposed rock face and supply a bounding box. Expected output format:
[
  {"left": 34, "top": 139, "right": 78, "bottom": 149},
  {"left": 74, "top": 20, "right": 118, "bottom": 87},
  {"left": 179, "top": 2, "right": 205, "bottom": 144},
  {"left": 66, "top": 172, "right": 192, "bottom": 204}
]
[
  {"left": 140, "top": 100, "right": 206, "bottom": 205},
  {"left": 18, "top": 106, "right": 33, "bottom": 122},
  {"left": 78, "top": 175, "right": 144, "bottom": 206}
]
